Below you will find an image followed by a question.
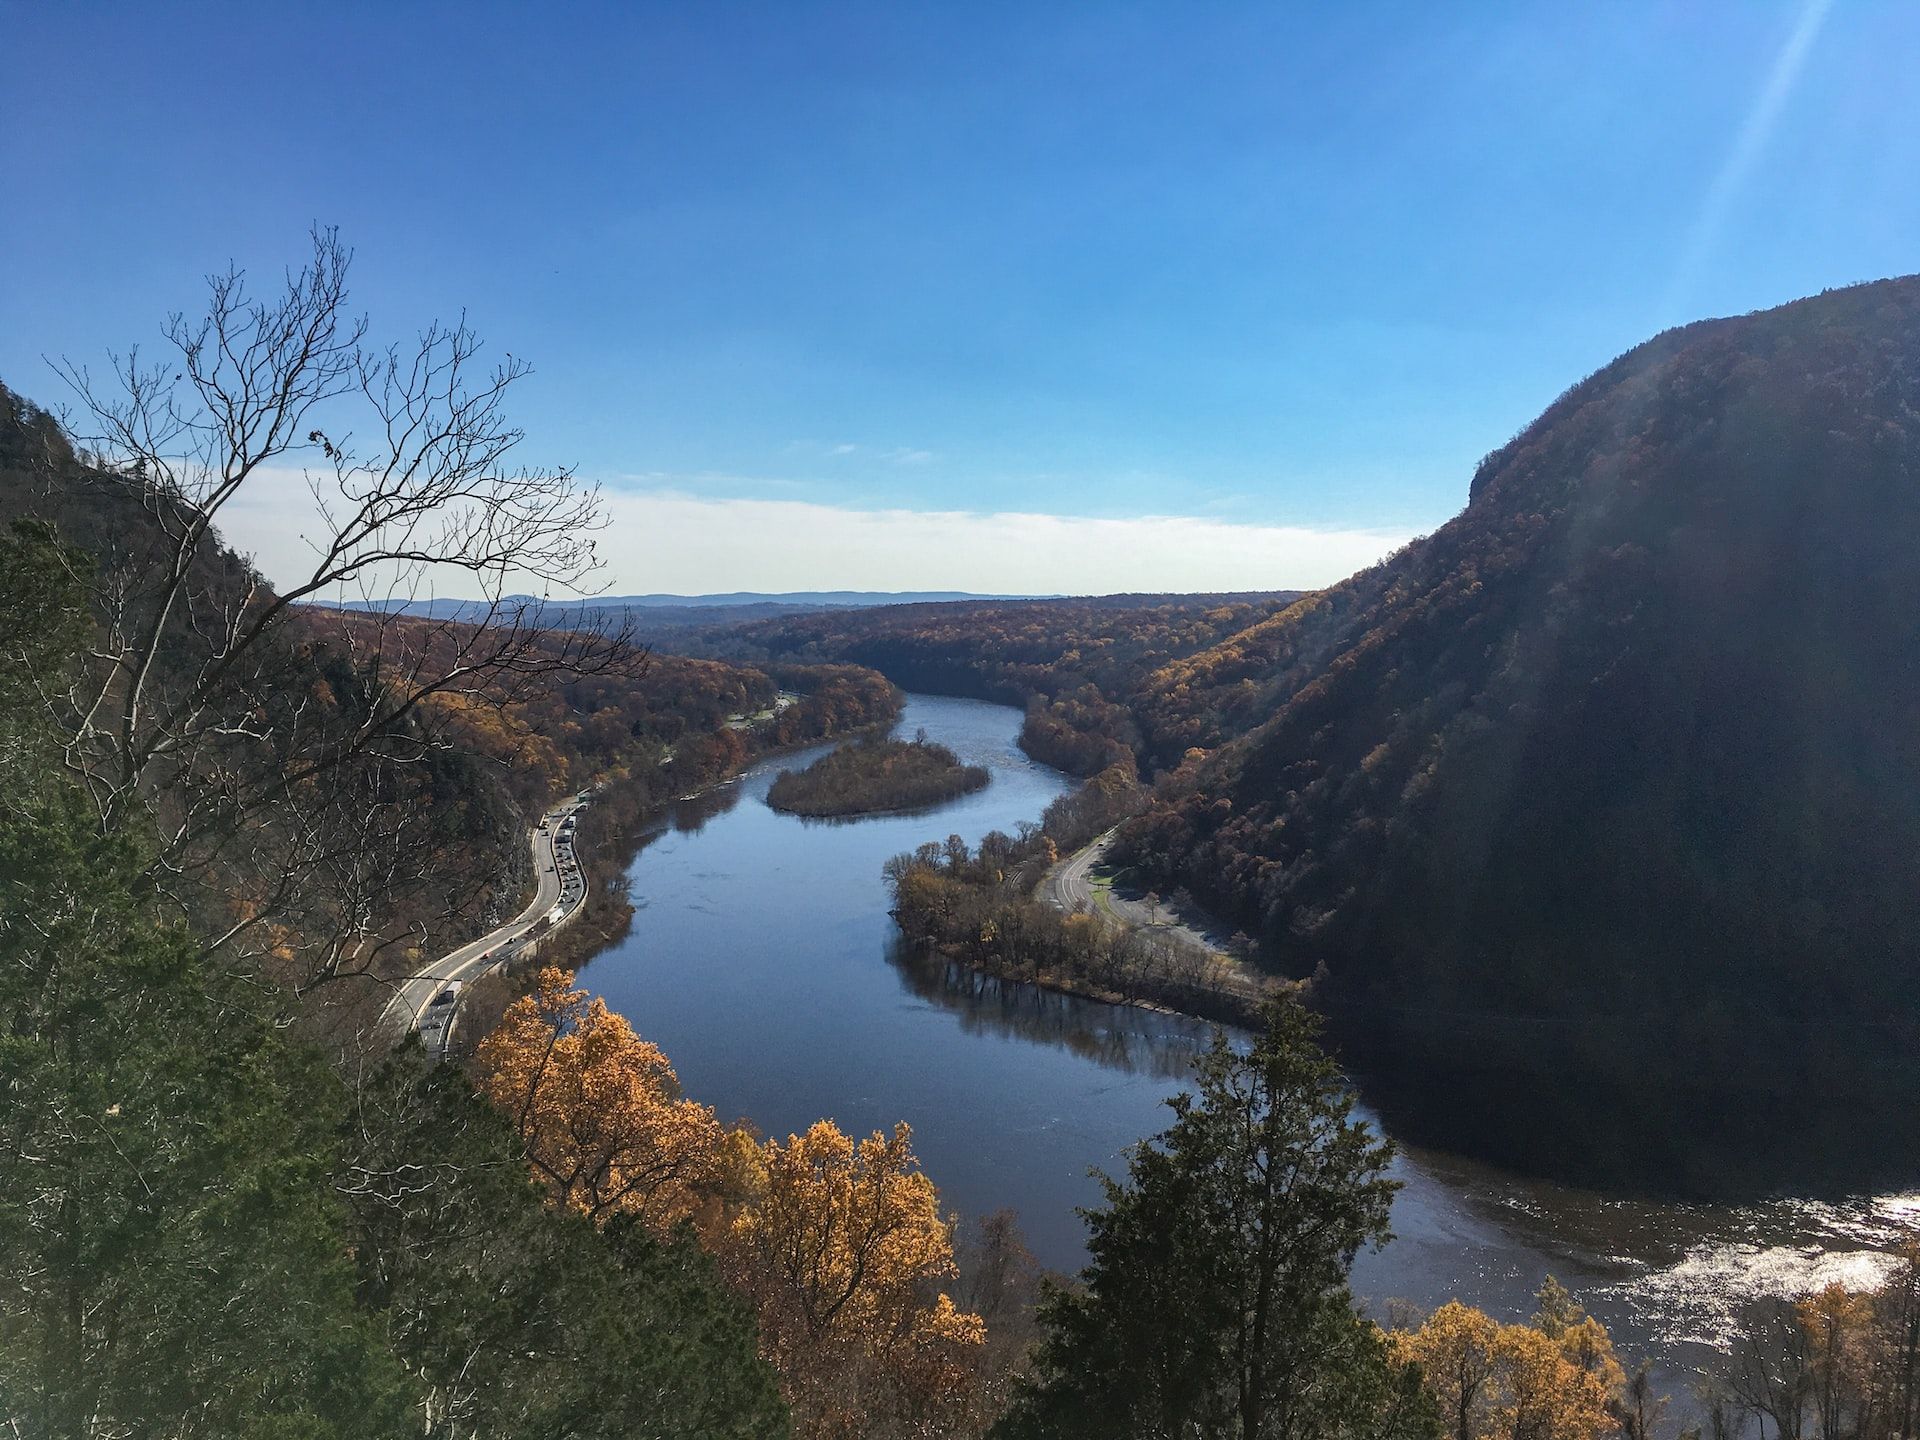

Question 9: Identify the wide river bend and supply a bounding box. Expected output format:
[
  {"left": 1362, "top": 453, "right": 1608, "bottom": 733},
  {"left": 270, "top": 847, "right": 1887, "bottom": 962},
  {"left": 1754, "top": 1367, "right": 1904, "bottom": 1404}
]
[{"left": 581, "top": 694, "right": 1918, "bottom": 1397}]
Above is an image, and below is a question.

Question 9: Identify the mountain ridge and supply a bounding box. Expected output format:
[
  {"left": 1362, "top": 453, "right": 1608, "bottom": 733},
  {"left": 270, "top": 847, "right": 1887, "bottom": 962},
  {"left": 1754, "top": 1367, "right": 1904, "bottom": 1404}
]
[
  {"left": 1110, "top": 274, "right": 1920, "bottom": 1180},
  {"left": 330, "top": 589, "right": 1041, "bottom": 614}
]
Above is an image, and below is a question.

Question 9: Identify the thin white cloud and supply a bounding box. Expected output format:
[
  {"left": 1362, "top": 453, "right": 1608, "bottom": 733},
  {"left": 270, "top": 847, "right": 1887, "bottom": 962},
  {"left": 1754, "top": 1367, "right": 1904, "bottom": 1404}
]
[
  {"left": 789, "top": 439, "right": 939, "bottom": 466},
  {"left": 210, "top": 471, "right": 1417, "bottom": 599},
  {"left": 589, "top": 490, "right": 1412, "bottom": 595}
]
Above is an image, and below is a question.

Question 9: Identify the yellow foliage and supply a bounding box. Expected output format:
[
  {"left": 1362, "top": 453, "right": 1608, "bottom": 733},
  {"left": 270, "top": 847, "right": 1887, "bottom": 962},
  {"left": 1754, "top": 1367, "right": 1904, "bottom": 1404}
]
[
  {"left": 1553, "top": 1315, "right": 1625, "bottom": 1394},
  {"left": 422, "top": 689, "right": 568, "bottom": 792},
  {"left": 1492, "top": 1323, "right": 1613, "bottom": 1440},
  {"left": 1393, "top": 1288, "right": 1617, "bottom": 1440},
  {"left": 474, "top": 967, "right": 724, "bottom": 1229},
  {"left": 721, "top": 1119, "right": 984, "bottom": 1437},
  {"left": 1398, "top": 1301, "right": 1501, "bottom": 1440},
  {"left": 472, "top": 972, "right": 989, "bottom": 1437}
]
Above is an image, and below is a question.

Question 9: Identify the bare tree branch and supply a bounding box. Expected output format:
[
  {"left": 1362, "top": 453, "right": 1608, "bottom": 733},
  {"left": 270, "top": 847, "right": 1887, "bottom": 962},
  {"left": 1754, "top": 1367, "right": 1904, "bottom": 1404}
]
[{"left": 27, "top": 228, "right": 643, "bottom": 992}]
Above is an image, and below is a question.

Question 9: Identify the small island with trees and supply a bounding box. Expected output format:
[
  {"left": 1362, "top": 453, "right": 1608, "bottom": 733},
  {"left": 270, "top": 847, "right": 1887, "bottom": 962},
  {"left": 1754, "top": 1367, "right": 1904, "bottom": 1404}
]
[{"left": 768, "top": 732, "right": 990, "bottom": 818}]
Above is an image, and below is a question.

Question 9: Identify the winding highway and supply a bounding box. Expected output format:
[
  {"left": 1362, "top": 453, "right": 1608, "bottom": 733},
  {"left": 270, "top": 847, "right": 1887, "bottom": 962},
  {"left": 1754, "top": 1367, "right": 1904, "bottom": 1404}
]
[{"left": 386, "top": 789, "right": 595, "bottom": 1055}]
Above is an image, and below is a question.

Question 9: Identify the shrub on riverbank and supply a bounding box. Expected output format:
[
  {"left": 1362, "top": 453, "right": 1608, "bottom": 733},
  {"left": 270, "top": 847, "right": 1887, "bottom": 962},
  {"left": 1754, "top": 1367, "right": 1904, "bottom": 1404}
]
[{"left": 769, "top": 734, "right": 989, "bottom": 818}]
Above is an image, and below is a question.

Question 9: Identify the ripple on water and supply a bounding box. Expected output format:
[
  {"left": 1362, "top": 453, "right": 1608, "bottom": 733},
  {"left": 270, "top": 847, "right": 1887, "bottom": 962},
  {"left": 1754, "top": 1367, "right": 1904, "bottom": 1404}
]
[
  {"left": 1603, "top": 1243, "right": 1902, "bottom": 1349},
  {"left": 1595, "top": 1191, "right": 1920, "bottom": 1349}
]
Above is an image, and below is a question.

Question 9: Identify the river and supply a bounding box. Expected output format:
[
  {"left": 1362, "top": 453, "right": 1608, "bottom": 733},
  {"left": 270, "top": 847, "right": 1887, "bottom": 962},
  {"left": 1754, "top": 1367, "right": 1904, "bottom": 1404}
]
[{"left": 580, "top": 693, "right": 1918, "bottom": 1401}]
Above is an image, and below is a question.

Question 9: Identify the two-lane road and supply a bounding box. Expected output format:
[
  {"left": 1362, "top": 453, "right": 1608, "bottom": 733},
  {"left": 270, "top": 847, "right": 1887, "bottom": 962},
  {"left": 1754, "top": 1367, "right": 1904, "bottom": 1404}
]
[
  {"left": 1040, "top": 828, "right": 1238, "bottom": 956},
  {"left": 388, "top": 790, "right": 594, "bottom": 1054},
  {"left": 1040, "top": 828, "right": 1114, "bottom": 914}
]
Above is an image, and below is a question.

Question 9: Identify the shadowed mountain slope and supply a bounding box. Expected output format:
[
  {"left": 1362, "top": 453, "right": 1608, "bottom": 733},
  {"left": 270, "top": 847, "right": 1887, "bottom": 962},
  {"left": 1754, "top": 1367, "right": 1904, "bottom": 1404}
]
[{"left": 1117, "top": 278, "right": 1920, "bottom": 1159}]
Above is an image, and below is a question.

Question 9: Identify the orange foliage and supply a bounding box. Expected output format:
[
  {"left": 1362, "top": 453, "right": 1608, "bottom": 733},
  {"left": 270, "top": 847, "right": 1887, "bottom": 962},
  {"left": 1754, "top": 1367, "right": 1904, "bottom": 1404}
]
[
  {"left": 720, "top": 1120, "right": 984, "bottom": 1438},
  {"left": 421, "top": 689, "right": 569, "bottom": 794},
  {"left": 474, "top": 967, "right": 725, "bottom": 1229},
  {"left": 473, "top": 970, "right": 986, "bottom": 1438}
]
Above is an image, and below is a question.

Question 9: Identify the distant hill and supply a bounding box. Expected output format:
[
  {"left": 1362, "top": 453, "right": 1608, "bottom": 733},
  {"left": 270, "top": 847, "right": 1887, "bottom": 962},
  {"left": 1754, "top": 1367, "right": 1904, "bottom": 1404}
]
[
  {"left": 317, "top": 590, "right": 1051, "bottom": 642},
  {"left": 326, "top": 589, "right": 1028, "bottom": 621},
  {"left": 596, "top": 589, "right": 1031, "bottom": 607},
  {"left": 688, "top": 592, "right": 1305, "bottom": 774},
  {"left": 1115, "top": 276, "right": 1920, "bottom": 1181}
]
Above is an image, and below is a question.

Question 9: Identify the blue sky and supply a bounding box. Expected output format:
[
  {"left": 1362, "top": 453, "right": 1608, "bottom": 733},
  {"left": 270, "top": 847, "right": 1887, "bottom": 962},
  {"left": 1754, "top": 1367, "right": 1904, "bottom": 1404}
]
[{"left": 4, "top": 1, "right": 1916, "bottom": 592}]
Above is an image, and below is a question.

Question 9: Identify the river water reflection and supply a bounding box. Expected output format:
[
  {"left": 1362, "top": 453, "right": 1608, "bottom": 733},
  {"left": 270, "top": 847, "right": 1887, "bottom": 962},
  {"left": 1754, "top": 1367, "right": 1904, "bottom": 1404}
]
[{"left": 581, "top": 694, "right": 1917, "bottom": 1399}]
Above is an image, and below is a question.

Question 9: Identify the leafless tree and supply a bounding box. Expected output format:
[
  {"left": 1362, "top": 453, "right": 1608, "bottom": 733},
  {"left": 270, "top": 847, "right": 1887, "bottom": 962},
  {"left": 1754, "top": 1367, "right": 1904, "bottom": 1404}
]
[
  {"left": 1721, "top": 1299, "right": 1815, "bottom": 1440},
  {"left": 1612, "top": 1362, "right": 1668, "bottom": 1440},
  {"left": 28, "top": 228, "right": 640, "bottom": 993}
]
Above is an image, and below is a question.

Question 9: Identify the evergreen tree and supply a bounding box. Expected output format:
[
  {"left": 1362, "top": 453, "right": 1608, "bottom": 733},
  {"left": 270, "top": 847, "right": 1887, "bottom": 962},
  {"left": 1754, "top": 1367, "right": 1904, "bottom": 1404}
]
[
  {"left": 0, "top": 515, "right": 787, "bottom": 1437},
  {"left": 342, "top": 1048, "right": 789, "bottom": 1439},
  {"left": 0, "top": 526, "right": 415, "bottom": 1437},
  {"left": 996, "top": 997, "right": 1437, "bottom": 1440}
]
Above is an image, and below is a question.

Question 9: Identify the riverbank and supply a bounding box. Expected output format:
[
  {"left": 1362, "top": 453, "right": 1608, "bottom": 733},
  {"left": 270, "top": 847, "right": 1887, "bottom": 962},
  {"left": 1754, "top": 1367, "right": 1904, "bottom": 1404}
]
[
  {"left": 888, "top": 815, "right": 1282, "bottom": 1032},
  {"left": 896, "top": 933, "right": 1278, "bottom": 1029},
  {"left": 550, "top": 692, "right": 1920, "bottom": 1412},
  {"left": 449, "top": 694, "right": 906, "bottom": 1053}
]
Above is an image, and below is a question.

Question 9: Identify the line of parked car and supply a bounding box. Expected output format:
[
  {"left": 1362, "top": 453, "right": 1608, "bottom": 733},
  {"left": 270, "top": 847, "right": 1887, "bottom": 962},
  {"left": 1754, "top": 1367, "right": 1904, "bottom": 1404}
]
[
  {"left": 545, "top": 788, "right": 591, "bottom": 913},
  {"left": 415, "top": 786, "right": 599, "bottom": 1055}
]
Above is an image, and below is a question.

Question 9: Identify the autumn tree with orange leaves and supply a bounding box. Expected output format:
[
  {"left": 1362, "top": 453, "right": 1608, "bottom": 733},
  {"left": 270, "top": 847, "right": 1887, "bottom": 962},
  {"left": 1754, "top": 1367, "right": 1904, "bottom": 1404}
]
[
  {"left": 719, "top": 1120, "right": 985, "bottom": 1438},
  {"left": 474, "top": 967, "right": 989, "bottom": 1438},
  {"left": 474, "top": 966, "right": 726, "bottom": 1230},
  {"left": 1390, "top": 1282, "right": 1624, "bottom": 1440}
]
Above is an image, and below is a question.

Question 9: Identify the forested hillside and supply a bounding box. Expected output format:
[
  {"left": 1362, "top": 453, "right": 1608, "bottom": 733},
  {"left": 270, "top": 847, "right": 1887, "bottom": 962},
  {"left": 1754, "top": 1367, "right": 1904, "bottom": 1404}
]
[
  {"left": 0, "top": 505, "right": 792, "bottom": 1435},
  {"left": 0, "top": 377, "right": 896, "bottom": 997},
  {"left": 1114, "top": 277, "right": 1920, "bottom": 1147},
  {"left": 694, "top": 592, "right": 1301, "bottom": 774},
  {"left": 0, "top": 381, "right": 538, "bottom": 995},
  {"left": 0, "top": 253, "right": 907, "bottom": 1432},
  {"left": 307, "top": 604, "right": 897, "bottom": 817}
]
